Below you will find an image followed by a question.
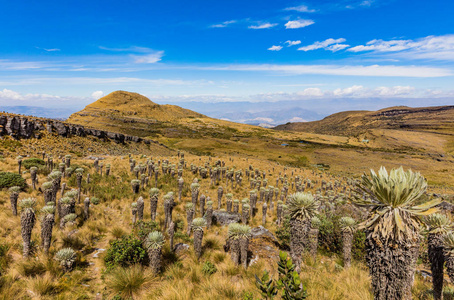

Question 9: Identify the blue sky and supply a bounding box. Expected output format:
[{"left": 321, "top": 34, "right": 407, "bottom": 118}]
[{"left": 1, "top": 0, "right": 454, "bottom": 115}]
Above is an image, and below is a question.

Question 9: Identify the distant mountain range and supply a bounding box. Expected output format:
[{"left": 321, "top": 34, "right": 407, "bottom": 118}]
[
  {"left": 0, "top": 106, "right": 74, "bottom": 120},
  {"left": 0, "top": 100, "right": 325, "bottom": 126},
  {"left": 274, "top": 105, "right": 454, "bottom": 136}
]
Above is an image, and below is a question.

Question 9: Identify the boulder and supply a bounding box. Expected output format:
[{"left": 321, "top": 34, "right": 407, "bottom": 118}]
[{"left": 212, "top": 210, "right": 240, "bottom": 226}]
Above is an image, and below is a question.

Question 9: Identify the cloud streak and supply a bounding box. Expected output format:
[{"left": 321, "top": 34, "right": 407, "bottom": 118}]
[
  {"left": 197, "top": 63, "right": 451, "bottom": 77},
  {"left": 285, "top": 19, "right": 314, "bottom": 29},
  {"left": 298, "top": 38, "right": 349, "bottom": 52},
  {"left": 348, "top": 34, "right": 454, "bottom": 61}
]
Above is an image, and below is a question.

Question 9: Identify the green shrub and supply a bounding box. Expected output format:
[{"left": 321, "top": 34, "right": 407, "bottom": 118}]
[
  {"left": 22, "top": 158, "right": 45, "bottom": 170},
  {"left": 104, "top": 235, "right": 147, "bottom": 269},
  {"left": 275, "top": 215, "right": 290, "bottom": 249},
  {"left": 134, "top": 221, "right": 160, "bottom": 241},
  {"left": 202, "top": 261, "right": 217, "bottom": 275},
  {"left": 91, "top": 197, "right": 100, "bottom": 205},
  {"left": 0, "top": 172, "right": 26, "bottom": 189}
]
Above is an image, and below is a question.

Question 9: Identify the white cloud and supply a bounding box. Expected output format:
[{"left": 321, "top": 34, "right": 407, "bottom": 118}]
[
  {"left": 285, "top": 19, "right": 314, "bottom": 29},
  {"left": 298, "top": 38, "right": 349, "bottom": 52},
  {"left": 285, "top": 40, "right": 301, "bottom": 47},
  {"left": 248, "top": 23, "right": 278, "bottom": 29},
  {"left": 131, "top": 51, "right": 164, "bottom": 64},
  {"left": 99, "top": 46, "right": 155, "bottom": 53},
  {"left": 198, "top": 63, "right": 451, "bottom": 77},
  {"left": 348, "top": 34, "right": 454, "bottom": 60},
  {"left": 210, "top": 20, "right": 237, "bottom": 28},
  {"left": 289, "top": 117, "right": 307, "bottom": 122},
  {"left": 268, "top": 45, "right": 283, "bottom": 51},
  {"left": 91, "top": 91, "right": 104, "bottom": 99},
  {"left": 284, "top": 5, "right": 316, "bottom": 13}
]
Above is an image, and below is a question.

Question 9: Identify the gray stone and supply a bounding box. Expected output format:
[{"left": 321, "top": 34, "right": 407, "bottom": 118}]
[{"left": 212, "top": 210, "right": 240, "bottom": 226}]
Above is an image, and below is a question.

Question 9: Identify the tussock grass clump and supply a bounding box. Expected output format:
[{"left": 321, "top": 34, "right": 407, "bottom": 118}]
[{"left": 105, "top": 265, "right": 156, "bottom": 299}]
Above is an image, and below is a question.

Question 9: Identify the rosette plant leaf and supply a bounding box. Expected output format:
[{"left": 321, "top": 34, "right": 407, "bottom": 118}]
[{"left": 352, "top": 166, "right": 439, "bottom": 300}]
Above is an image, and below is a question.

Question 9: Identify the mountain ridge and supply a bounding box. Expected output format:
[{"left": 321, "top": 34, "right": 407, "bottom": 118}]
[{"left": 274, "top": 105, "right": 454, "bottom": 136}]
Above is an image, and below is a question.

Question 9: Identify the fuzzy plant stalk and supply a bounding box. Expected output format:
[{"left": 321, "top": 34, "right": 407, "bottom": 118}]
[
  {"left": 131, "top": 179, "right": 140, "bottom": 195},
  {"left": 154, "top": 170, "right": 159, "bottom": 188},
  {"left": 106, "top": 164, "right": 111, "bottom": 176},
  {"left": 233, "top": 199, "right": 240, "bottom": 214},
  {"left": 20, "top": 198, "right": 36, "bottom": 257},
  {"left": 287, "top": 192, "right": 319, "bottom": 271},
  {"left": 149, "top": 188, "right": 159, "bottom": 221},
  {"left": 193, "top": 218, "right": 206, "bottom": 260},
  {"left": 59, "top": 163, "right": 66, "bottom": 177},
  {"left": 55, "top": 248, "right": 76, "bottom": 272},
  {"left": 276, "top": 200, "right": 283, "bottom": 225},
  {"left": 131, "top": 203, "right": 138, "bottom": 225},
  {"left": 75, "top": 168, "right": 84, "bottom": 202},
  {"left": 242, "top": 204, "right": 250, "bottom": 224},
  {"left": 239, "top": 224, "right": 251, "bottom": 269},
  {"left": 61, "top": 182, "right": 66, "bottom": 197},
  {"left": 228, "top": 223, "right": 242, "bottom": 265},
  {"left": 250, "top": 190, "right": 258, "bottom": 217},
  {"left": 40, "top": 205, "right": 55, "bottom": 254},
  {"left": 42, "top": 182, "right": 54, "bottom": 205},
  {"left": 262, "top": 202, "right": 267, "bottom": 226},
  {"left": 30, "top": 167, "right": 38, "bottom": 190},
  {"left": 308, "top": 216, "right": 321, "bottom": 261},
  {"left": 352, "top": 167, "right": 438, "bottom": 300},
  {"left": 145, "top": 231, "right": 165, "bottom": 274},
  {"left": 340, "top": 217, "right": 356, "bottom": 268},
  {"left": 443, "top": 232, "right": 454, "bottom": 286},
  {"left": 163, "top": 194, "right": 173, "bottom": 230},
  {"left": 226, "top": 193, "right": 233, "bottom": 213},
  {"left": 94, "top": 158, "right": 99, "bottom": 173},
  {"left": 168, "top": 221, "right": 175, "bottom": 251},
  {"left": 83, "top": 198, "right": 90, "bottom": 220},
  {"left": 426, "top": 214, "right": 451, "bottom": 300},
  {"left": 218, "top": 186, "right": 224, "bottom": 209},
  {"left": 9, "top": 186, "right": 21, "bottom": 216},
  {"left": 136, "top": 197, "right": 144, "bottom": 221},
  {"left": 191, "top": 182, "right": 200, "bottom": 207},
  {"left": 205, "top": 201, "right": 213, "bottom": 229},
  {"left": 65, "top": 155, "right": 71, "bottom": 168},
  {"left": 17, "top": 156, "right": 23, "bottom": 174},
  {"left": 49, "top": 171, "right": 62, "bottom": 204},
  {"left": 200, "top": 194, "right": 206, "bottom": 216},
  {"left": 178, "top": 177, "right": 184, "bottom": 202},
  {"left": 185, "top": 202, "right": 195, "bottom": 235},
  {"left": 59, "top": 197, "right": 72, "bottom": 229}
]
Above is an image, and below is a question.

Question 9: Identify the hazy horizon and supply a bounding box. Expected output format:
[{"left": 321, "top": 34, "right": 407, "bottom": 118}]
[{"left": 1, "top": 0, "right": 454, "bottom": 123}]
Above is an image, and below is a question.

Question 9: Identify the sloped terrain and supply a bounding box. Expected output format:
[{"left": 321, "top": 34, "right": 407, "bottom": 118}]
[{"left": 274, "top": 105, "right": 454, "bottom": 136}]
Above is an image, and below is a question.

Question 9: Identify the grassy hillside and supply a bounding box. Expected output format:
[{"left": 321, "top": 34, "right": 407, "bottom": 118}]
[{"left": 274, "top": 105, "right": 454, "bottom": 136}]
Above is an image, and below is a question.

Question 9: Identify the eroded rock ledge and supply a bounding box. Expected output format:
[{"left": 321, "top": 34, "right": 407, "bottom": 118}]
[{"left": 0, "top": 113, "right": 166, "bottom": 147}]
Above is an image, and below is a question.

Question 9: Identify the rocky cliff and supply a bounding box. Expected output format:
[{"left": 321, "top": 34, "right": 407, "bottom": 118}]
[{"left": 0, "top": 113, "right": 166, "bottom": 147}]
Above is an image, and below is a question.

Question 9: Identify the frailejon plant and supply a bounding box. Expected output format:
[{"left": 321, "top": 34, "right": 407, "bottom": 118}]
[
  {"left": 19, "top": 198, "right": 36, "bottom": 257},
  {"left": 287, "top": 192, "right": 319, "bottom": 270},
  {"left": 443, "top": 232, "right": 454, "bottom": 284},
  {"left": 339, "top": 216, "right": 356, "bottom": 268},
  {"left": 185, "top": 202, "right": 195, "bottom": 236},
  {"left": 352, "top": 166, "right": 439, "bottom": 300},
  {"left": 55, "top": 248, "right": 77, "bottom": 272},
  {"left": 308, "top": 216, "right": 321, "bottom": 261},
  {"left": 425, "top": 213, "right": 451, "bottom": 300},
  {"left": 40, "top": 204, "right": 55, "bottom": 254},
  {"left": 228, "top": 223, "right": 242, "bottom": 265},
  {"left": 149, "top": 188, "right": 159, "bottom": 221},
  {"left": 9, "top": 186, "right": 21, "bottom": 216},
  {"left": 192, "top": 217, "right": 206, "bottom": 260},
  {"left": 145, "top": 231, "right": 165, "bottom": 274}
]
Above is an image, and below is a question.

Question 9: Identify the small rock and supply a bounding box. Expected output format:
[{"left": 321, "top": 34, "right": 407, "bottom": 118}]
[{"left": 174, "top": 243, "right": 190, "bottom": 255}]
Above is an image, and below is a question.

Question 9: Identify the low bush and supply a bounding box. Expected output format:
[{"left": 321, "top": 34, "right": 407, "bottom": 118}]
[
  {"left": 104, "top": 235, "right": 147, "bottom": 269},
  {"left": 22, "top": 158, "right": 45, "bottom": 170},
  {"left": 0, "top": 172, "right": 26, "bottom": 189}
]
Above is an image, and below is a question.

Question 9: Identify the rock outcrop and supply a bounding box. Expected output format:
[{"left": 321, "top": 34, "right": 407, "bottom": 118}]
[{"left": 0, "top": 113, "right": 165, "bottom": 147}]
